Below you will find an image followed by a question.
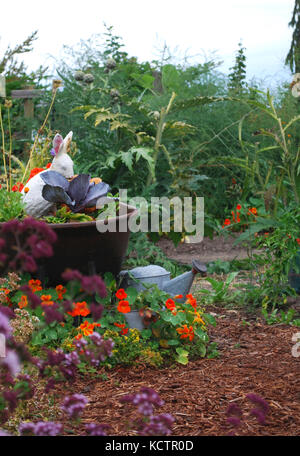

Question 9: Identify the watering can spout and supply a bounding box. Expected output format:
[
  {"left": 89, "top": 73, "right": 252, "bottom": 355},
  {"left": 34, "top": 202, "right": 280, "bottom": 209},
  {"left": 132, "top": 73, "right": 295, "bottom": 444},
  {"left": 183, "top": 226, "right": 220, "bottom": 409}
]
[
  {"left": 162, "top": 260, "right": 207, "bottom": 298},
  {"left": 119, "top": 260, "right": 207, "bottom": 299}
]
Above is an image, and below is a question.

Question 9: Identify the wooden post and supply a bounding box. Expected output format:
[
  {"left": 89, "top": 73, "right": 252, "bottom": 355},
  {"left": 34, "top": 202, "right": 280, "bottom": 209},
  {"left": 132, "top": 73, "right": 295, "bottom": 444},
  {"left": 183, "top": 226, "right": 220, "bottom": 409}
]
[
  {"left": 24, "top": 86, "right": 34, "bottom": 118},
  {"left": 11, "top": 87, "right": 43, "bottom": 119}
]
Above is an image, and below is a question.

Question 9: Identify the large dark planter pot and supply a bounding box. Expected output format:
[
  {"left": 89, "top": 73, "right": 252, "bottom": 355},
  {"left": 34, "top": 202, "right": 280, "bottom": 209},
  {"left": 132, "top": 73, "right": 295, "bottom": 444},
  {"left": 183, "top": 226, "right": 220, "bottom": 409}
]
[{"left": 1, "top": 203, "right": 138, "bottom": 286}]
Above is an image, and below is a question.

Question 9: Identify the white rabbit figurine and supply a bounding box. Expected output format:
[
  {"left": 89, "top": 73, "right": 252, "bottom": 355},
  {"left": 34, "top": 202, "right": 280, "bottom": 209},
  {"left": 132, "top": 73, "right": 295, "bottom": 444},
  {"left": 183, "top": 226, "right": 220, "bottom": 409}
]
[{"left": 21, "top": 131, "right": 74, "bottom": 218}]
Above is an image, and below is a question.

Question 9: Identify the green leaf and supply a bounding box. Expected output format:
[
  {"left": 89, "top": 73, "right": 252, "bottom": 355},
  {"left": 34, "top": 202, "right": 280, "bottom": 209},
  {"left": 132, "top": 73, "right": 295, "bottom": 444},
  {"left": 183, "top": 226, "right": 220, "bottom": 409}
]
[
  {"left": 162, "top": 64, "right": 181, "bottom": 92},
  {"left": 48, "top": 329, "right": 58, "bottom": 340},
  {"left": 194, "top": 327, "right": 209, "bottom": 343},
  {"left": 202, "top": 313, "right": 217, "bottom": 327},
  {"left": 141, "top": 329, "right": 152, "bottom": 339},
  {"left": 131, "top": 73, "right": 155, "bottom": 90},
  {"left": 234, "top": 217, "right": 278, "bottom": 244},
  {"left": 126, "top": 286, "right": 138, "bottom": 304},
  {"left": 170, "top": 95, "right": 237, "bottom": 114},
  {"left": 120, "top": 150, "right": 134, "bottom": 171},
  {"left": 132, "top": 147, "right": 155, "bottom": 178},
  {"left": 195, "top": 342, "right": 207, "bottom": 357},
  {"left": 175, "top": 347, "right": 189, "bottom": 365},
  {"left": 167, "top": 339, "right": 180, "bottom": 346}
]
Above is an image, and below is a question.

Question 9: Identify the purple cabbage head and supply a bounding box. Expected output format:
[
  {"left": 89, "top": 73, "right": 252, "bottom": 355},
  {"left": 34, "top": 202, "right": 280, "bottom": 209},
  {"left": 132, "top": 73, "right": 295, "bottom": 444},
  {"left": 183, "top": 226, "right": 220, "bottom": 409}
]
[{"left": 40, "top": 171, "right": 110, "bottom": 213}]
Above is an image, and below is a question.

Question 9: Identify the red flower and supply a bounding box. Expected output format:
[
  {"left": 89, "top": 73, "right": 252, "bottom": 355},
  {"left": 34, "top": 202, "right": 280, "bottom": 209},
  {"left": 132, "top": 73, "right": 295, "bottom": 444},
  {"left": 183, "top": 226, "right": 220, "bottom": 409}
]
[
  {"left": 41, "top": 295, "right": 54, "bottom": 306},
  {"left": 28, "top": 279, "right": 42, "bottom": 292},
  {"left": 114, "top": 323, "right": 126, "bottom": 329},
  {"left": 224, "top": 219, "right": 231, "bottom": 226},
  {"left": 117, "top": 300, "right": 131, "bottom": 313},
  {"left": 186, "top": 294, "right": 197, "bottom": 309},
  {"left": 236, "top": 204, "right": 242, "bottom": 211},
  {"left": 248, "top": 207, "right": 257, "bottom": 216},
  {"left": 116, "top": 289, "right": 127, "bottom": 300},
  {"left": 56, "top": 284, "right": 66, "bottom": 300},
  {"left": 176, "top": 325, "right": 194, "bottom": 342},
  {"left": 296, "top": 238, "right": 300, "bottom": 246},
  {"left": 165, "top": 298, "right": 176, "bottom": 310},
  {"left": 11, "top": 182, "right": 24, "bottom": 192},
  {"left": 68, "top": 301, "right": 90, "bottom": 317},
  {"left": 120, "top": 328, "right": 129, "bottom": 335},
  {"left": 26, "top": 167, "right": 45, "bottom": 183}
]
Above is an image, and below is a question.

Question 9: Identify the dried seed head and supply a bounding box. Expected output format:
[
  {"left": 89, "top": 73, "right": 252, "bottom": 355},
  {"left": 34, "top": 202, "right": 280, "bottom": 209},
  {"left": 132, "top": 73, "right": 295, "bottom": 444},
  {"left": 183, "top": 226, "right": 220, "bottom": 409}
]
[
  {"left": 52, "top": 80, "right": 62, "bottom": 90},
  {"left": 4, "top": 99, "right": 12, "bottom": 109},
  {"left": 83, "top": 73, "right": 94, "bottom": 84},
  {"left": 74, "top": 71, "right": 85, "bottom": 81},
  {"left": 110, "top": 89, "right": 120, "bottom": 99},
  {"left": 106, "top": 58, "right": 117, "bottom": 70}
]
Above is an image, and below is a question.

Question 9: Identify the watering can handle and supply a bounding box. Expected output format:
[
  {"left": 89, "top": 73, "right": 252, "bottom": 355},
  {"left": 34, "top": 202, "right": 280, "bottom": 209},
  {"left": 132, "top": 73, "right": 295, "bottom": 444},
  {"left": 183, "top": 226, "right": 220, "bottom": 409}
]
[{"left": 192, "top": 260, "right": 207, "bottom": 277}]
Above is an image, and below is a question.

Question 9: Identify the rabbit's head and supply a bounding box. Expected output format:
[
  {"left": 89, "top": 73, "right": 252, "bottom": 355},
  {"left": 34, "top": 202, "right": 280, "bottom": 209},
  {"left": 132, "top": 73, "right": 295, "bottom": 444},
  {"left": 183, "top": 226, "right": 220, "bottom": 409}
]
[{"left": 50, "top": 131, "right": 74, "bottom": 179}]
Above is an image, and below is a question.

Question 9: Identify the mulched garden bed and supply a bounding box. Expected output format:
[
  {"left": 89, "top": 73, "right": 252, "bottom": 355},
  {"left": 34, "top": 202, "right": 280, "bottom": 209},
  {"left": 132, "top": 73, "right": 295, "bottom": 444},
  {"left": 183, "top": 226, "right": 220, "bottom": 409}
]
[{"left": 55, "top": 308, "right": 299, "bottom": 436}]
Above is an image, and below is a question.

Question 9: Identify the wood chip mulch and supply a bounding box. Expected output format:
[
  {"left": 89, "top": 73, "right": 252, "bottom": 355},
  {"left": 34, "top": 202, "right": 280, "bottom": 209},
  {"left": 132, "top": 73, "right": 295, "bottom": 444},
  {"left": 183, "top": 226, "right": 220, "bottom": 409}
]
[{"left": 58, "top": 309, "right": 300, "bottom": 436}]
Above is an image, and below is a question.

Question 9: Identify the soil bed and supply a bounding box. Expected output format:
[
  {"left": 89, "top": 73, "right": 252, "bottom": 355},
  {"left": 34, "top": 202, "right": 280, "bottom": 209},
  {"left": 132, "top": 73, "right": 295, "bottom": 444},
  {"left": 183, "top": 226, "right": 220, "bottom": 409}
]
[
  {"left": 156, "top": 235, "right": 261, "bottom": 264},
  {"left": 54, "top": 308, "right": 299, "bottom": 436}
]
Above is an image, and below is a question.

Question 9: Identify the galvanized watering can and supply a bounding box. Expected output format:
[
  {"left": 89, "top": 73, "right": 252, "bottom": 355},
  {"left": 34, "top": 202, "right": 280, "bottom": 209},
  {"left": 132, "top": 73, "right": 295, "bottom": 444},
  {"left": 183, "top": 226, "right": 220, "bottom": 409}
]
[{"left": 119, "top": 260, "right": 207, "bottom": 300}]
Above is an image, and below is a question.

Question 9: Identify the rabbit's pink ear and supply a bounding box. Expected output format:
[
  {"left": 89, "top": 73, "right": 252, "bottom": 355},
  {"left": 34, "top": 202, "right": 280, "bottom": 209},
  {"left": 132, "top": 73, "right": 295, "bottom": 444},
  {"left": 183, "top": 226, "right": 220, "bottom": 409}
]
[{"left": 53, "top": 134, "right": 63, "bottom": 154}]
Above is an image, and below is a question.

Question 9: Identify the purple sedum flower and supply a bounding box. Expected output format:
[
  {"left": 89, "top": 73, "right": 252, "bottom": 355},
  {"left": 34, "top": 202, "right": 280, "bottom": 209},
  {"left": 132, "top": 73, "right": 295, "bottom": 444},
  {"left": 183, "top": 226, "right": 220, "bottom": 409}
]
[
  {"left": 0, "top": 428, "right": 12, "bottom": 436},
  {"left": 19, "top": 421, "right": 63, "bottom": 436},
  {"left": 250, "top": 408, "right": 267, "bottom": 425},
  {"left": 122, "top": 387, "right": 164, "bottom": 416},
  {"left": 0, "top": 349, "right": 21, "bottom": 377},
  {"left": 85, "top": 423, "right": 110, "bottom": 436},
  {"left": 141, "top": 413, "right": 175, "bottom": 436},
  {"left": 246, "top": 393, "right": 269, "bottom": 415},
  {"left": 227, "top": 416, "right": 241, "bottom": 427},
  {"left": 61, "top": 394, "right": 88, "bottom": 419},
  {"left": 0, "top": 312, "right": 12, "bottom": 337}
]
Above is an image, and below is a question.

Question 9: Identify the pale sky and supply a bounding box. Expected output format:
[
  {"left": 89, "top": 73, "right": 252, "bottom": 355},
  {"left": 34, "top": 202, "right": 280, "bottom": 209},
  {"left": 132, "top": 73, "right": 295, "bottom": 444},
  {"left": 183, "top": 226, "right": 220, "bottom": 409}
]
[{"left": 0, "top": 0, "right": 296, "bottom": 86}]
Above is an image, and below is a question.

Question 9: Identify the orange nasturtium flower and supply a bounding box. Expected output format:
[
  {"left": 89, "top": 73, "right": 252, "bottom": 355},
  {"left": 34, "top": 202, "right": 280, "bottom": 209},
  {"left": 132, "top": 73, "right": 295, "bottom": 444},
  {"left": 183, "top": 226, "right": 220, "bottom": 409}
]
[
  {"left": 11, "top": 182, "right": 24, "bottom": 192},
  {"left": 165, "top": 298, "right": 176, "bottom": 311},
  {"left": 56, "top": 284, "right": 66, "bottom": 300},
  {"left": 18, "top": 295, "right": 28, "bottom": 309},
  {"left": 176, "top": 325, "right": 195, "bottom": 342},
  {"left": 26, "top": 167, "right": 45, "bottom": 183},
  {"left": 0, "top": 288, "right": 10, "bottom": 296},
  {"left": 79, "top": 321, "right": 100, "bottom": 336},
  {"left": 174, "top": 294, "right": 183, "bottom": 299},
  {"left": 193, "top": 311, "right": 206, "bottom": 326},
  {"left": 68, "top": 301, "right": 90, "bottom": 317},
  {"left": 248, "top": 207, "right": 257, "bottom": 216},
  {"left": 186, "top": 294, "right": 197, "bottom": 309},
  {"left": 116, "top": 289, "right": 127, "bottom": 300},
  {"left": 117, "top": 300, "right": 131, "bottom": 313},
  {"left": 41, "top": 295, "right": 54, "bottom": 306},
  {"left": 28, "top": 279, "right": 42, "bottom": 293},
  {"left": 114, "top": 322, "right": 129, "bottom": 335}
]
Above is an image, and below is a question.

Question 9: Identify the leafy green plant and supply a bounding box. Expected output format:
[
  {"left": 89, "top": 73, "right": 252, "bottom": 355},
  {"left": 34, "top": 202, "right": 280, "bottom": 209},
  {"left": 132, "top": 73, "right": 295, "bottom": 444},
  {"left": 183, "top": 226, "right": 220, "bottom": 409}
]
[
  {"left": 0, "top": 187, "right": 25, "bottom": 221},
  {"left": 261, "top": 307, "right": 300, "bottom": 327},
  {"left": 196, "top": 272, "right": 241, "bottom": 305}
]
